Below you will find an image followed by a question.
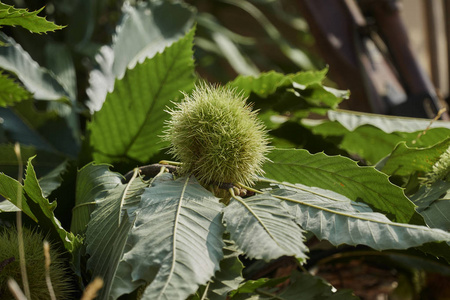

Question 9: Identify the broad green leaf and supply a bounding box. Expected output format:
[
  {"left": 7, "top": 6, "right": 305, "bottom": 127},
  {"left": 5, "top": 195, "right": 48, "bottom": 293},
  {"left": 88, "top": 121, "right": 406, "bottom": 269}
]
[
  {"left": 111, "top": 175, "right": 225, "bottom": 300},
  {"left": 0, "top": 71, "right": 31, "bottom": 107},
  {"left": 0, "top": 157, "right": 74, "bottom": 251},
  {"left": 263, "top": 149, "right": 422, "bottom": 224},
  {"left": 85, "top": 173, "right": 146, "bottom": 300},
  {"left": 311, "top": 120, "right": 450, "bottom": 164},
  {"left": 411, "top": 181, "right": 450, "bottom": 231},
  {"left": 0, "top": 33, "right": 69, "bottom": 101},
  {"left": 71, "top": 163, "right": 123, "bottom": 234},
  {"left": 329, "top": 109, "right": 450, "bottom": 133},
  {"left": 0, "top": 3, "right": 64, "bottom": 33},
  {"left": 381, "top": 139, "right": 450, "bottom": 177},
  {"left": 86, "top": 1, "right": 195, "bottom": 112},
  {"left": 0, "top": 198, "right": 19, "bottom": 212},
  {"left": 230, "top": 271, "right": 358, "bottom": 300},
  {"left": 229, "top": 70, "right": 326, "bottom": 98},
  {"left": 223, "top": 194, "right": 308, "bottom": 262},
  {"left": 89, "top": 27, "right": 195, "bottom": 164},
  {"left": 272, "top": 183, "right": 450, "bottom": 251}
]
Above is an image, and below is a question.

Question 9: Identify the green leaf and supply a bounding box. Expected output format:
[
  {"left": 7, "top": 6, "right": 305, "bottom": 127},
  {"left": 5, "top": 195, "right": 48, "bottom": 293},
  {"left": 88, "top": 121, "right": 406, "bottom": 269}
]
[
  {"left": 89, "top": 27, "right": 195, "bottom": 164},
  {"left": 0, "top": 101, "right": 79, "bottom": 158},
  {"left": 263, "top": 149, "right": 423, "bottom": 224},
  {"left": 230, "top": 271, "right": 358, "bottom": 300},
  {"left": 0, "top": 33, "right": 69, "bottom": 101},
  {"left": 381, "top": 139, "right": 450, "bottom": 177},
  {"left": 111, "top": 175, "right": 225, "bottom": 300},
  {"left": 273, "top": 183, "right": 450, "bottom": 251},
  {"left": 411, "top": 181, "right": 450, "bottom": 231},
  {"left": 192, "top": 239, "right": 244, "bottom": 300},
  {"left": 223, "top": 193, "right": 308, "bottom": 262},
  {"left": 0, "top": 157, "right": 74, "bottom": 251},
  {"left": 206, "top": 241, "right": 244, "bottom": 300},
  {"left": 86, "top": 1, "right": 195, "bottom": 112},
  {"left": 311, "top": 120, "right": 450, "bottom": 165},
  {"left": 0, "top": 3, "right": 64, "bottom": 33},
  {"left": 0, "top": 71, "right": 31, "bottom": 107},
  {"left": 38, "top": 159, "right": 68, "bottom": 198},
  {"left": 329, "top": 109, "right": 450, "bottom": 133},
  {"left": 71, "top": 163, "right": 123, "bottom": 234},
  {"left": 85, "top": 172, "right": 146, "bottom": 299}
]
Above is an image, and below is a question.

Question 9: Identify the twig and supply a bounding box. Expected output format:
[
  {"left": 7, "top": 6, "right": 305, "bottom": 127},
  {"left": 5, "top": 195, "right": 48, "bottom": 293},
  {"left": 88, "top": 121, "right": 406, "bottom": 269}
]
[
  {"left": 43, "top": 241, "right": 56, "bottom": 300},
  {"left": 13, "top": 143, "right": 31, "bottom": 299},
  {"left": 80, "top": 277, "right": 104, "bottom": 300},
  {"left": 7, "top": 278, "right": 27, "bottom": 300}
]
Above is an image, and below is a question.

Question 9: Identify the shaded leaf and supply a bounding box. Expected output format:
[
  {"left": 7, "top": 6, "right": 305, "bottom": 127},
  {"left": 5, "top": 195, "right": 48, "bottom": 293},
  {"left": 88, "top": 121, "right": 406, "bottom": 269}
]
[
  {"left": 263, "top": 149, "right": 423, "bottom": 224},
  {"left": 0, "top": 157, "right": 74, "bottom": 251},
  {"left": 0, "top": 33, "right": 69, "bottom": 101},
  {"left": 111, "top": 175, "right": 225, "bottom": 300},
  {"left": 0, "top": 144, "right": 66, "bottom": 179},
  {"left": 89, "top": 27, "right": 195, "bottom": 164},
  {"left": 272, "top": 183, "right": 450, "bottom": 251},
  {"left": 411, "top": 181, "right": 450, "bottom": 231},
  {"left": 38, "top": 159, "right": 68, "bottom": 198},
  {"left": 223, "top": 193, "right": 307, "bottom": 262},
  {"left": 71, "top": 163, "right": 123, "bottom": 234},
  {"left": 85, "top": 172, "right": 146, "bottom": 300},
  {"left": 0, "top": 3, "right": 64, "bottom": 33},
  {"left": 230, "top": 271, "right": 358, "bottom": 300}
]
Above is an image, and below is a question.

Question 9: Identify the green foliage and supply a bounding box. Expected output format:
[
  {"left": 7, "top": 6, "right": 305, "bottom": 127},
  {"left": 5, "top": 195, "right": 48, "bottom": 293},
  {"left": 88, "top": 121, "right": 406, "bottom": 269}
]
[
  {"left": 0, "top": 71, "right": 30, "bottom": 107},
  {"left": 88, "top": 27, "right": 196, "bottom": 164},
  {"left": 0, "top": 2, "right": 64, "bottom": 33},
  {"left": 1, "top": 2, "right": 450, "bottom": 299}
]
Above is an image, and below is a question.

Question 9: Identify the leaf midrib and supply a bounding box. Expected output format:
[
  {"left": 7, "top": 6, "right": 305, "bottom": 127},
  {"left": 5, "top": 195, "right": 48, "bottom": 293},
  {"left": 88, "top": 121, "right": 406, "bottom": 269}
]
[{"left": 122, "top": 39, "right": 187, "bottom": 158}]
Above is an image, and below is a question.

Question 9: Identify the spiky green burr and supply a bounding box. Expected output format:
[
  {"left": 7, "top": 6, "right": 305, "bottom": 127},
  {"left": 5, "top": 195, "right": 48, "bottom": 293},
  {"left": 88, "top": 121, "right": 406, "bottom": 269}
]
[
  {"left": 163, "top": 83, "right": 270, "bottom": 187},
  {"left": 0, "top": 228, "right": 72, "bottom": 300}
]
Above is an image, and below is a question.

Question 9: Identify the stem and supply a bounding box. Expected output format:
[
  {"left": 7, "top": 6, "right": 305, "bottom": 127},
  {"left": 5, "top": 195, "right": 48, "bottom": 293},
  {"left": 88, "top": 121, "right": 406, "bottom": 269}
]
[
  {"left": 13, "top": 143, "right": 31, "bottom": 299},
  {"left": 159, "top": 160, "right": 183, "bottom": 166}
]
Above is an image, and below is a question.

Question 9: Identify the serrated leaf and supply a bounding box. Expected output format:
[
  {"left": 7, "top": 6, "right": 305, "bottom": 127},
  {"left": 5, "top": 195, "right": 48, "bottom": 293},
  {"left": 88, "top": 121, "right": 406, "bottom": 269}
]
[
  {"left": 0, "top": 157, "right": 74, "bottom": 251},
  {"left": 223, "top": 193, "right": 307, "bottom": 262},
  {"left": 191, "top": 239, "right": 244, "bottom": 300},
  {"left": 111, "top": 175, "right": 225, "bottom": 300},
  {"left": 89, "top": 27, "right": 195, "bottom": 164},
  {"left": 381, "top": 139, "right": 450, "bottom": 177},
  {"left": 0, "top": 33, "right": 69, "bottom": 101},
  {"left": 0, "top": 3, "right": 64, "bottom": 33},
  {"left": 71, "top": 163, "right": 124, "bottom": 234},
  {"left": 263, "top": 149, "right": 422, "bottom": 224},
  {"left": 311, "top": 120, "right": 450, "bottom": 165},
  {"left": 411, "top": 181, "right": 450, "bottom": 231},
  {"left": 206, "top": 241, "right": 244, "bottom": 300},
  {"left": 85, "top": 172, "right": 146, "bottom": 299},
  {"left": 0, "top": 71, "right": 31, "bottom": 107},
  {"left": 273, "top": 183, "right": 450, "bottom": 251},
  {"left": 329, "top": 109, "right": 450, "bottom": 133},
  {"left": 86, "top": 1, "right": 195, "bottom": 112}
]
